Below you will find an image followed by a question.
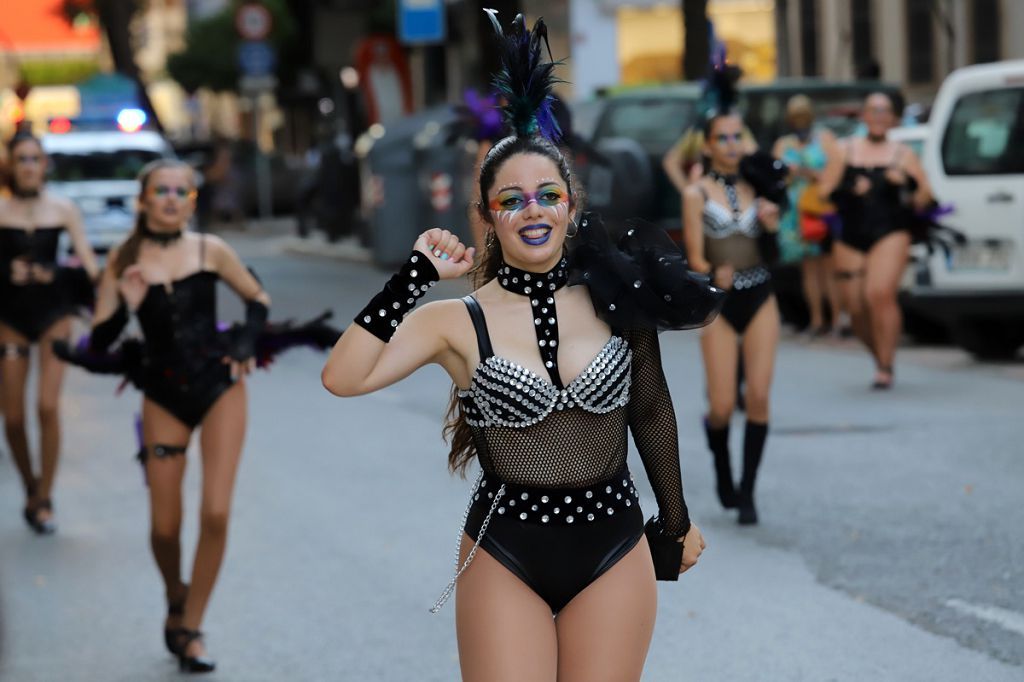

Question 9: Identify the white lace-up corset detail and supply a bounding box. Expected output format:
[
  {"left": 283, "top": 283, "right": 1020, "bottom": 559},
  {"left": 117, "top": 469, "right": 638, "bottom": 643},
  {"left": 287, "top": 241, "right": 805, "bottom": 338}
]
[{"left": 459, "top": 336, "right": 632, "bottom": 428}]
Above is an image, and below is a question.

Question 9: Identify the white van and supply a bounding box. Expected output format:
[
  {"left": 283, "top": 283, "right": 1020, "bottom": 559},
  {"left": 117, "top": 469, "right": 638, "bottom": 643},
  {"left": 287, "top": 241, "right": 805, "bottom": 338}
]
[
  {"left": 43, "top": 128, "right": 174, "bottom": 253},
  {"left": 907, "top": 60, "right": 1024, "bottom": 359}
]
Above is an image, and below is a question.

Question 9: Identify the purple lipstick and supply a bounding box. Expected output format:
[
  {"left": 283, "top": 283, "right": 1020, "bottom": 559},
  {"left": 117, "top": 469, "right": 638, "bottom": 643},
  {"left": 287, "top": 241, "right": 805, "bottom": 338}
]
[{"left": 519, "top": 223, "right": 552, "bottom": 246}]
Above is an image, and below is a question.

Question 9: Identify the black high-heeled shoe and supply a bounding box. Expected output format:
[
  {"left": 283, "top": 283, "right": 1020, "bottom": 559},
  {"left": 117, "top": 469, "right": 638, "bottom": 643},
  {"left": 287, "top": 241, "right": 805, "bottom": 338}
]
[
  {"left": 26, "top": 499, "right": 57, "bottom": 535},
  {"left": 871, "top": 365, "right": 894, "bottom": 390},
  {"left": 169, "top": 628, "right": 216, "bottom": 673},
  {"left": 164, "top": 583, "right": 189, "bottom": 655}
]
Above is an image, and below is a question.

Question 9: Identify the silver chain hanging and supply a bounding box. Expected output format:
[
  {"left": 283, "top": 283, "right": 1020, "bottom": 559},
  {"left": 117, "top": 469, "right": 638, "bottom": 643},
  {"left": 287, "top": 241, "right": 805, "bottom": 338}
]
[{"left": 429, "top": 470, "right": 506, "bottom": 614}]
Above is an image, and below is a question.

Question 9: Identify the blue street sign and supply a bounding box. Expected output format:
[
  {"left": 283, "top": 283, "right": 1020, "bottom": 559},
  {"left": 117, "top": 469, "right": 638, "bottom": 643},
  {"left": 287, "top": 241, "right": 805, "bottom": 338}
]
[
  {"left": 398, "top": 0, "right": 446, "bottom": 45},
  {"left": 237, "top": 41, "right": 277, "bottom": 76}
]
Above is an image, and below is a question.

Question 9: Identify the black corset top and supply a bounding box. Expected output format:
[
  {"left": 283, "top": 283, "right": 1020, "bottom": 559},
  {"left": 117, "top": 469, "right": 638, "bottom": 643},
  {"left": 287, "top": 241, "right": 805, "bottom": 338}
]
[
  {"left": 458, "top": 296, "right": 632, "bottom": 429},
  {"left": 0, "top": 226, "right": 64, "bottom": 271},
  {"left": 135, "top": 271, "right": 221, "bottom": 361}
]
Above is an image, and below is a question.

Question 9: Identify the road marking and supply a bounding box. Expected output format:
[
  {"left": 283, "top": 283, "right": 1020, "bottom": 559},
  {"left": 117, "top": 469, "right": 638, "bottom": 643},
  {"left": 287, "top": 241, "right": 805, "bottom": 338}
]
[{"left": 945, "top": 598, "right": 1024, "bottom": 637}]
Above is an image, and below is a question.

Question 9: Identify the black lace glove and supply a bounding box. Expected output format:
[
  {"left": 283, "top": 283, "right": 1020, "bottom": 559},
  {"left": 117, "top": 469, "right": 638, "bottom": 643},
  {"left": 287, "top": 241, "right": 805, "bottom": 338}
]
[
  {"left": 354, "top": 251, "right": 439, "bottom": 342},
  {"left": 88, "top": 303, "right": 129, "bottom": 354},
  {"left": 228, "top": 299, "right": 269, "bottom": 362}
]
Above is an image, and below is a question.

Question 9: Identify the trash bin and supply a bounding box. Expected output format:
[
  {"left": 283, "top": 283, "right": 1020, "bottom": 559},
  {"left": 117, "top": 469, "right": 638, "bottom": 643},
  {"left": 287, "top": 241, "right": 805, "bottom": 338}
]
[
  {"left": 363, "top": 106, "right": 460, "bottom": 268},
  {"left": 413, "top": 119, "right": 476, "bottom": 247}
]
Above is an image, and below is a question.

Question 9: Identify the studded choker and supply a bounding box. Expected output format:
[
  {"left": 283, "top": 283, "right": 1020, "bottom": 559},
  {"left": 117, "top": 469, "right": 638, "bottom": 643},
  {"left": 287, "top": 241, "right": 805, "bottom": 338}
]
[
  {"left": 139, "top": 224, "right": 183, "bottom": 246},
  {"left": 497, "top": 257, "right": 568, "bottom": 388}
]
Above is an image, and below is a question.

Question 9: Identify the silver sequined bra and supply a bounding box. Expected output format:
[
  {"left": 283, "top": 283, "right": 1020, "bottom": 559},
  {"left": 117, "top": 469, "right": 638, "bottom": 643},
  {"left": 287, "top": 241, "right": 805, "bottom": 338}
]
[{"left": 458, "top": 335, "right": 632, "bottom": 428}]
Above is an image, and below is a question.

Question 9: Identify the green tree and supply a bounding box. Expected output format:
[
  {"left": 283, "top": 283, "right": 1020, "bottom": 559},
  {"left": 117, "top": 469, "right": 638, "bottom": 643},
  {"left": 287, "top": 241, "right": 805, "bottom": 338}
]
[{"left": 167, "top": 0, "right": 297, "bottom": 94}]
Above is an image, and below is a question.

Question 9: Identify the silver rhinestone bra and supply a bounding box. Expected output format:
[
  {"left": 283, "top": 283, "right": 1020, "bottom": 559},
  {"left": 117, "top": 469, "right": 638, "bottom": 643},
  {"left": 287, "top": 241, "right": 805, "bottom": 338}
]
[
  {"left": 703, "top": 199, "right": 760, "bottom": 238},
  {"left": 457, "top": 335, "right": 632, "bottom": 428}
]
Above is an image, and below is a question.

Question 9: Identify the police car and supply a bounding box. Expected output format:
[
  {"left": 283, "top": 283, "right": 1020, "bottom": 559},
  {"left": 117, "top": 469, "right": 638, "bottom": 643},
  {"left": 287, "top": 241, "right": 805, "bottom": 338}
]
[{"left": 42, "top": 109, "right": 175, "bottom": 253}]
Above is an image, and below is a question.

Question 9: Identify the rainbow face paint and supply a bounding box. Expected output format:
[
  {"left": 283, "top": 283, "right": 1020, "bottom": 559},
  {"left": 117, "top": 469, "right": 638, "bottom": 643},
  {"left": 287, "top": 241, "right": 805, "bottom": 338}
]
[{"left": 488, "top": 181, "right": 570, "bottom": 243}]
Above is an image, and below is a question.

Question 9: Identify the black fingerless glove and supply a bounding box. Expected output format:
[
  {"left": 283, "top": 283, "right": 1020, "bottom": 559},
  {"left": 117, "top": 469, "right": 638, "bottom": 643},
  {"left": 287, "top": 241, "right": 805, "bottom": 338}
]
[
  {"left": 354, "top": 251, "right": 439, "bottom": 342},
  {"left": 228, "top": 299, "right": 269, "bottom": 362},
  {"left": 89, "top": 303, "right": 129, "bottom": 354},
  {"left": 644, "top": 516, "right": 689, "bottom": 581}
]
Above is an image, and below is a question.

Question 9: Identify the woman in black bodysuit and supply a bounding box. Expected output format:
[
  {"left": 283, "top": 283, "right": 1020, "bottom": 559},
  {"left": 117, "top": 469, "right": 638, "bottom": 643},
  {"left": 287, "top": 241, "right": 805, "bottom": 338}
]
[
  {"left": 0, "top": 132, "right": 98, "bottom": 534},
  {"left": 682, "top": 111, "right": 781, "bottom": 526},
  {"left": 322, "top": 15, "right": 716, "bottom": 681},
  {"left": 88, "top": 159, "right": 270, "bottom": 673},
  {"left": 819, "top": 92, "right": 933, "bottom": 389}
]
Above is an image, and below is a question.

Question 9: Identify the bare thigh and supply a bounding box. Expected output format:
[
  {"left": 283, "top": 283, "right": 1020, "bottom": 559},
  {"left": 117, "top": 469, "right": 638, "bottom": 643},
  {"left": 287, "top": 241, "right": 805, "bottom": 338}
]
[
  {"left": 555, "top": 538, "right": 658, "bottom": 682},
  {"left": 701, "top": 318, "right": 739, "bottom": 425},
  {"left": 455, "top": 535, "right": 558, "bottom": 682},
  {"left": 864, "top": 231, "right": 910, "bottom": 303},
  {"left": 197, "top": 380, "right": 247, "bottom": 519},
  {"left": 0, "top": 324, "right": 29, "bottom": 415},
  {"left": 142, "top": 398, "right": 192, "bottom": 529},
  {"left": 832, "top": 241, "right": 867, "bottom": 314}
]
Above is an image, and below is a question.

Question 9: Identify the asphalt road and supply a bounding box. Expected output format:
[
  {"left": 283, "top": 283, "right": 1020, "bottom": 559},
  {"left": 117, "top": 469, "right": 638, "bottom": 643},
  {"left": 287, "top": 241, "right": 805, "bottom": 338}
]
[{"left": 0, "top": 230, "right": 1021, "bottom": 681}]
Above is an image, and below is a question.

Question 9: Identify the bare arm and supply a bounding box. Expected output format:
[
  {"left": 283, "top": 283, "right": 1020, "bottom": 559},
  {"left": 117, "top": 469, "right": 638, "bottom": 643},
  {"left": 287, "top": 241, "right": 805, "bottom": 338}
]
[
  {"left": 899, "top": 143, "right": 934, "bottom": 210},
  {"left": 682, "top": 184, "right": 709, "bottom": 273},
  {"left": 92, "top": 246, "right": 123, "bottom": 325},
  {"left": 662, "top": 141, "right": 690, "bottom": 195},
  {"left": 61, "top": 199, "right": 99, "bottom": 280},
  {"left": 322, "top": 228, "right": 475, "bottom": 397},
  {"left": 817, "top": 135, "right": 847, "bottom": 199},
  {"left": 206, "top": 234, "right": 270, "bottom": 306}
]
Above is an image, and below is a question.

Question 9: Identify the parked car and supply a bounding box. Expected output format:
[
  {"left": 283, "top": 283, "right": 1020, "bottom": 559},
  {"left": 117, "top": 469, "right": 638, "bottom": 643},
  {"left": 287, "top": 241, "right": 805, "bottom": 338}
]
[
  {"left": 905, "top": 60, "right": 1024, "bottom": 359},
  {"left": 42, "top": 127, "right": 174, "bottom": 253}
]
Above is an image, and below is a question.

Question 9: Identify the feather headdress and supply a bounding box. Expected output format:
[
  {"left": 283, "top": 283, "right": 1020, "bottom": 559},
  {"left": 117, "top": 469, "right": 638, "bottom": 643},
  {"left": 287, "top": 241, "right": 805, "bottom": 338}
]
[
  {"left": 484, "top": 9, "right": 563, "bottom": 143},
  {"left": 698, "top": 48, "right": 741, "bottom": 119}
]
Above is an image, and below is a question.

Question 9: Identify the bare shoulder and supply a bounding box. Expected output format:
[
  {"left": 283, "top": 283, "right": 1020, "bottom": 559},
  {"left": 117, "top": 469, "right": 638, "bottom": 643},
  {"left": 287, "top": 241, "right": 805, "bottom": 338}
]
[
  {"left": 46, "top": 192, "right": 77, "bottom": 215},
  {"left": 683, "top": 181, "right": 707, "bottom": 203}
]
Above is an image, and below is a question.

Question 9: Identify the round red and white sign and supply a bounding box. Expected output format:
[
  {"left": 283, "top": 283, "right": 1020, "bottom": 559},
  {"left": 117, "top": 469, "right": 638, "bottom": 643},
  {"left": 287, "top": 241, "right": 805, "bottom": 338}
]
[{"left": 236, "top": 3, "right": 273, "bottom": 41}]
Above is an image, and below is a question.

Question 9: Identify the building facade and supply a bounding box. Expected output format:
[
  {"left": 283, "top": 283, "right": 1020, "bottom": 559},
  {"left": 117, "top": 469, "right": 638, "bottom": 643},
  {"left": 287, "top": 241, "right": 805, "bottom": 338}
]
[{"left": 777, "top": 0, "right": 1024, "bottom": 101}]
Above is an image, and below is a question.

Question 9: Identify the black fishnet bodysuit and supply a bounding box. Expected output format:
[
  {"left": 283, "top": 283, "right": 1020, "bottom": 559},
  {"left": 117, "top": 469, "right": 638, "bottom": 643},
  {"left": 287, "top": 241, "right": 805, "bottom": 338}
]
[{"left": 460, "top": 301, "right": 690, "bottom": 538}]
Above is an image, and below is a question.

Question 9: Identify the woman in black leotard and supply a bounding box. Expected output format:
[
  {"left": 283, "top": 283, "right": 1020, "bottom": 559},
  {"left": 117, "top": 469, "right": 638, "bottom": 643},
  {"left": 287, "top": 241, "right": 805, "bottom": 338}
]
[
  {"left": 322, "top": 15, "right": 714, "bottom": 681},
  {"left": 0, "top": 132, "right": 98, "bottom": 534},
  {"left": 819, "top": 92, "right": 933, "bottom": 389},
  {"left": 88, "top": 159, "right": 270, "bottom": 673},
  {"left": 682, "top": 111, "right": 781, "bottom": 526}
]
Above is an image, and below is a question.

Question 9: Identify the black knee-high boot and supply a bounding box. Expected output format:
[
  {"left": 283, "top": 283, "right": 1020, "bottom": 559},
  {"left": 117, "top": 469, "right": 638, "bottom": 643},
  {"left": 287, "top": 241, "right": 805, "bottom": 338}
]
[
  {"left": 704, "top": 420, "right": 737, "bottom": 509},
  {"left": 738, "top": 421, "right": 768, "bottom": 525}
]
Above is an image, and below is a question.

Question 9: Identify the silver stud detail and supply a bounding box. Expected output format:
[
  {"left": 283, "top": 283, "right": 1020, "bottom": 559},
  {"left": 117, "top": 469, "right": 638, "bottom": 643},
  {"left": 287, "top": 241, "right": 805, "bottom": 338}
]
[
  {"left": 567, "top": 515, "right": 574, "bottom": 523},
  {"left": 607, "top": 508, "right": 614, "bottom": 515},
  {"left": 520, "top": 512, "right": 527, "bottom": 520},
  {"left": 585, "top": 491, "right": 593, "bottom": 499},
  {"left": 498, "top": 507, "right": 506, "bottom": 514},
  {"left": 410, "top": 255, "right": 418, "bottom": 263},
  {"left": 540, "top": 495, "right": 549, "bottom": 503},
  {"left": 541, "top": 515, "right": 549, "bottom": 523},
  {"left": 521, "top": 492, "right": 529, "bottom": 501},
  {"left": 587, "top": 513, "right": 595, "bottom": 521},
  {"left": 608, "top": 304, "right": 616, "bottom": 311},
  {"left": 363, "top": 315, "right": 371, "bottom": 323},
  {"left": 378, "top": 309, "right": 386, "bottom": 316},
  {"left": 633, "top": 280, "right": 642, "bottom": 288},
  {"left": 410, "top": 270, "right": 418, "bottom": 278},
  {"left": 564, "top": 496, "right": 572, "bottom": 503}
]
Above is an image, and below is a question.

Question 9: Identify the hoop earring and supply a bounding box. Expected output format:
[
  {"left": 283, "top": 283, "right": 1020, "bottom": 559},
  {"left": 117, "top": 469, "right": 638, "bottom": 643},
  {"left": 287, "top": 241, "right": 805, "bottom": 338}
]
[{"left": 566, "top": 218, "right": 579, "bottom": 238}]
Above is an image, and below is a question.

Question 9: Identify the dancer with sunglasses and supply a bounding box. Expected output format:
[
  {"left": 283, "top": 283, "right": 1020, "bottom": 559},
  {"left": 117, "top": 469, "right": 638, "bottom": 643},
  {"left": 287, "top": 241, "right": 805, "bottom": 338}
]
[
  {"left": 86, "top": 159, "right": 269, "bottom": 673},
  {"left": 682, "top": 69, "right": 781, "bottom": 526},
  {"left": 819, "top": 92, "right": 933, "bottom": 389},
  {"left": 323, "top": 14, "right": 722, "bottom": 680},
  {"left": 0, "top": 132, "right": 99, "bottom": 534}
]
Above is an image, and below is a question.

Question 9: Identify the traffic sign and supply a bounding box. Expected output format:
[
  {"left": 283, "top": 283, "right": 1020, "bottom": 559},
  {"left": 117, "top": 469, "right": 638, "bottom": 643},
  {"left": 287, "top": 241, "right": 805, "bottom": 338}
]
[
  {"left": 398, "top": 0, "right": 446, "bottom": 45},
  {"left": 237, "top": 41, "right": 277, "bottom": 77},
  {"left": 236, "top": 3, "right": 272, "bottom": 41}
]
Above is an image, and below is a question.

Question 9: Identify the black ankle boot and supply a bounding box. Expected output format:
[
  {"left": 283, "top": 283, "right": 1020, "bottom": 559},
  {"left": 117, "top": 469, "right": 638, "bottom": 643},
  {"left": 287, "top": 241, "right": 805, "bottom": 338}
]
[
  {"left": 704, "top": 419, "right": 737, "bottom": 509},
  {"left": 737, "top": 421, "right": 768, "bottom": 525}
]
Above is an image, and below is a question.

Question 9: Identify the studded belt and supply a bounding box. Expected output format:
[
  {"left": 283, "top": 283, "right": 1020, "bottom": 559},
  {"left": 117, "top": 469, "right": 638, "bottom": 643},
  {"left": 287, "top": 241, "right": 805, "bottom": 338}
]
[{"left": 473, "top": 469, "right": 639, "bottom": 526}]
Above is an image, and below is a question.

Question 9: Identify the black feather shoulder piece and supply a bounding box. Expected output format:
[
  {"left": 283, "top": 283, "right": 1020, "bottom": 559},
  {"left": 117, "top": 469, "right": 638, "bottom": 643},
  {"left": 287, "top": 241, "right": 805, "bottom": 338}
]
[{"left": 484, "top": 9, "right": 563, "bottom": 142}]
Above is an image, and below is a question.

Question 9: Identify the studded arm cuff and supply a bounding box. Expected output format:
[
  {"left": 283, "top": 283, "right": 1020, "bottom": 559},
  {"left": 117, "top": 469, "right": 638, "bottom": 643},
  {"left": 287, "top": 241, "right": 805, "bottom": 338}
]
[{"left": 354, "top": 251, "right": 439, "bottom": 342}]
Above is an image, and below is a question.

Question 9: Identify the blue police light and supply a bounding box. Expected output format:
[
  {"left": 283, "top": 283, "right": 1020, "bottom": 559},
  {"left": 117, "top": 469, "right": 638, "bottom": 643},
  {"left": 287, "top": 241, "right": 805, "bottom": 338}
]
[{"left": 116, "top": 108, "right": 147, "bottom": 132}]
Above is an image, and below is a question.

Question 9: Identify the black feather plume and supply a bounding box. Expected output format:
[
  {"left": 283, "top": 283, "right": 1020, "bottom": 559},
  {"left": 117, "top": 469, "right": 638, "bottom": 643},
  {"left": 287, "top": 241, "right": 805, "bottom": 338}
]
[{"left": 485, "top": 9, "right": 563, "bottom": 142}]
